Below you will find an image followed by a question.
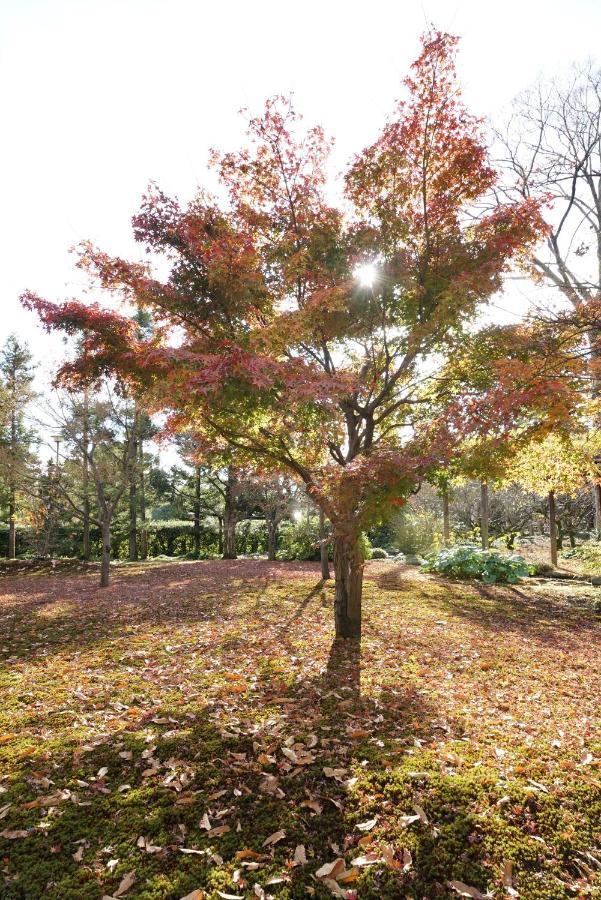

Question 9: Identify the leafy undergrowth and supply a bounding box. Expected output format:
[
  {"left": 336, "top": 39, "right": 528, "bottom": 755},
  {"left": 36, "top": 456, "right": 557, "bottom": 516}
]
[{"left": 0, "top": 560, "right": 600, "bottom": 900}]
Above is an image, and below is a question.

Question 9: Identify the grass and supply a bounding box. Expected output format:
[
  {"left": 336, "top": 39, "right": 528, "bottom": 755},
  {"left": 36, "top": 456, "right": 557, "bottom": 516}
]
[{"left": 0, "top": 558, "right": 600, "bottom": 899}]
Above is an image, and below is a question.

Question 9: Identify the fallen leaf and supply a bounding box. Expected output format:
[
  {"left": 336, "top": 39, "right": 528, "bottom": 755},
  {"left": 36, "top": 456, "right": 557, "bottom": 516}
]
[
  {"left": 0, "top": 829, "right": 29, "bottom": 839},
  {"left": 179, "top": 891, "right": 205, "bottom": 900},
  {"left": 315, "top": 858, "right": 346, "bottom": 879},
  {"left": 114, "top": 870, "right": 136, "bottom": 897},
  {"left": 293, "top": 844, "right": 307, "bottom": 865},
  {"left": 355, "top": 817, "right": 377, "bottom": 832},
  {"left": 72, "top": 845, "right": 84, "bottom": 862},
  {"left": 262, "top": 829, "right": 286, "bottom": 847},
  {"left": 447, "top": 880, "right": 486, "bottom": 899}
]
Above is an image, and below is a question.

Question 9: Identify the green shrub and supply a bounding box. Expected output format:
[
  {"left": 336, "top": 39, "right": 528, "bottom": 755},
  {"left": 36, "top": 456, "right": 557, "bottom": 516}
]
[
  {"left": 370, "top": 547, "right": 389, "bottom": 559},
  {"left": 422, "top": 544, "right": 530, "bottom": 584}
]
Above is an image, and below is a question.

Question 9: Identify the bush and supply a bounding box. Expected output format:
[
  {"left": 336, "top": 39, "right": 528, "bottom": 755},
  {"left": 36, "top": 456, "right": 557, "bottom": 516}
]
[
  {"left": 370, "top": 547, "right": 389, "bottom": 559},
  {"left": 422, "top": 544, "right": 530, "bottom": 584}
]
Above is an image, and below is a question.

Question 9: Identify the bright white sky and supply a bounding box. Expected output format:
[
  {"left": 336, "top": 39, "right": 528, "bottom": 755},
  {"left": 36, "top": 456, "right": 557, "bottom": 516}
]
[{"left": 2, "top": 0, "right": 601, "bottom": 429}]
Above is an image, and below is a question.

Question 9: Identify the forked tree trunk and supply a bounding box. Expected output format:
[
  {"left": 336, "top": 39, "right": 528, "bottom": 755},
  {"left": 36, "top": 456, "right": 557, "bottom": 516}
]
[
  {"left": 480, "top": 482, "right": 489, "bottom": 550},
  {"left": 267, "top": 519, "right": 278, "bottom": 561},
  {"left": 319, "top": 507, "right": 330, "bottom": 580},
  {"left": 100, "top": 521, "right": 111, "bottom": 587},
  {"left": 549, "top": 490, "right": 558, "bottom": 567},
  {"left": 442, "top": 488, "right": 450, "bottom": 548},
  {"left": 333, "top": 530, "right": 363, "bottom": 638}
]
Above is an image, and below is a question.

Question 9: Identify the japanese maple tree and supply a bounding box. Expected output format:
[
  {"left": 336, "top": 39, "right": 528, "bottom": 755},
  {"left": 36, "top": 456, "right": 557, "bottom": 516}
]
[{"left": 23, "top": 32, "right": 549, "bottom": 637}]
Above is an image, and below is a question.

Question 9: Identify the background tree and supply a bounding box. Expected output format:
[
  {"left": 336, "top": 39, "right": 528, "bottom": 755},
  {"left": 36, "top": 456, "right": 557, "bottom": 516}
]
[
  {"left": 0, "top": 335, "right": 36, "bottom": 559},
  {"left": 44, "top": 387, "right": 137, "bottom": 585},
  {"left": 497, "top": 65, "right": 601, "bottom": 526},
  {"left": 508, "top": 433, "right": 589, "bottom": 564},
  {"left": 22, "top": 32, "right": 549, "bottom": 637}
]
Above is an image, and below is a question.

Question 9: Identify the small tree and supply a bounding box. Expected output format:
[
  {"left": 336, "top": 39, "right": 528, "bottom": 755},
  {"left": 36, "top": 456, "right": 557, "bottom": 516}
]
[
  {"left": 44, "top": 388, "right": 137, "bottom": 585},
  {"left": 23, "top": 33, "right": 547, "bottom": 637},
  {"left": 508, "top": 434, "right": 588, "bottom": 565},
  {"left": 0, "top": 336, "right": 36, "bottom": 559}
]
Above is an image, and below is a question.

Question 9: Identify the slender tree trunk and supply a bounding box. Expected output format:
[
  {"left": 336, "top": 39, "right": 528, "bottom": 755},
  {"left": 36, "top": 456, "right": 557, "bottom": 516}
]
[
  {"left": 128, "top": 412, "right": 139, "bottom": 561},
  {"left": 319, "top": 507, "right": 330, "bottom": 580},
  {"left": 569, "top": 530, "right": 576, "bottom": 548},
  {"left": 8, "top": 411, "right": 16, "bottom": 559},
  {"left": 100, "top": 520, "right": 111, "bottom": 587},
  {"left": 593, "top": 483, "right": 601, "bottom": 537},
  {"left": 267, "top": 518, "right": 278, "bottom": 560},
  {"left": 333, "top": 529, "right": 363, "bottom": 638},
  {"left": 217, "top": 517, "right": 223, "bottom": 556},
  {"left": 222, "top": 470, "right": 237, "bottom": 559},
  {"left": 193, "top": 465, "right": 201, "bottom": 558},
  {"left": 82, "top": 392, "right": 91, "bottom": 561},
  {"left": 480, "top": 482, "right": 489, "bottom": 550},
  {"left": 549, "top": 490, "right": 558, "bottom": 567},
  {"left": 138, "top": 438, "right": 147, "bottom": 560},
  {"left": 442, "top": 488, "right": 450, "bottom": 548},
  {"left": 557, "top": 522, "right": 564, "bottom": 550}
]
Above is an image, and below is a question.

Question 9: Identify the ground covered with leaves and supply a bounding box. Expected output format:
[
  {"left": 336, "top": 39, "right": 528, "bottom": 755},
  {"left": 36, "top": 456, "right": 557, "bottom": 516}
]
[{"left": 0, "top": 559, "right": 600, "bottom": 900}]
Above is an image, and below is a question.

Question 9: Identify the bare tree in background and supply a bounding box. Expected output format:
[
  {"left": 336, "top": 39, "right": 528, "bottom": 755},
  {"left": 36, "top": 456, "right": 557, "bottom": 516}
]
[{"left": 497, "top": 63, "right": 601, "bottom": 526}]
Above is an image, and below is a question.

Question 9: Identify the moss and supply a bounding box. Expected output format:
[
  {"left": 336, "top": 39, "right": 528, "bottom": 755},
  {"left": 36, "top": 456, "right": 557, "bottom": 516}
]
[{"left": 0, "top": 560, "right": 600, "bottom": 898}]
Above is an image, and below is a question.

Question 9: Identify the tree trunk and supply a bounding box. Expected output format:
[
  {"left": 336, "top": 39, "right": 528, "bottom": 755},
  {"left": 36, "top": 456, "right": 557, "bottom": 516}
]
[
  {"left": 217, "top": 517, "right": 223, "bottom": 556},
  {"left": 193, "top": 465, "right": 201, "bottom": 558},
  {"left": 319, "top": 507, "right": 330, "bottom": 580},
  {"left": 267, "top": 519, "right": 278, "bottom": 561},
  {"left": 549, "top": 490, "right": 558, "bottom": 567},
  {"left": 128, "top": 414, "right": 139, "bottom": 561},
  {"left": 333, "top": 530, "right": 363, "bottom": 638},
  {"left": 8, "top": 489, "right": 16, "bottom": 559},
  {"left": 82, "top": 390, "right": 91, "bottom": 561},
  {"left": 100, "top": 520, "right": 111, "bottom": 587},
  {"left": 593, "top": 482, "right": 601, "bottom": 537},
  {"left": 569, "top": 530, "right": 576, "bottom": 548},
  {"left": 442, "top": 488, "right": 450, "bottom": 548},
  {"left": 8, "top": 410, "right": 16, "bottom": 559},
  {"left": 557, "top": 522, "right": 564, "bottom": 550},
  {"left": 223, "top": 516, "right": 237, "bottom": 559},
  {"left": 222, "top": 471, "right": 237, "bottom": 559},
  {"left": 139, "top": 437, "right": 147, "bottom": 560},
  {"left": 480, "top": 482, "right": 489, "bottom": 550}
]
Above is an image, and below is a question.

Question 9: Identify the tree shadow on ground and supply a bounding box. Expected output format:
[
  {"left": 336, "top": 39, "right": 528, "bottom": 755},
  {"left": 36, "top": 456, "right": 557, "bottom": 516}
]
[
  {"left": 0, "top": 629, "right": 444, "bottom": 900},
  {"left": 0, "top": 560, "right": 325, "bottom": 668}
]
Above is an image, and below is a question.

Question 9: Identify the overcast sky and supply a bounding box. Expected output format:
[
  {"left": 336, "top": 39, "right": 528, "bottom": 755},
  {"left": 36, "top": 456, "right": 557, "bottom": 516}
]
[{"left": 2, "top": 0, "right": 601, "bottom": 409}]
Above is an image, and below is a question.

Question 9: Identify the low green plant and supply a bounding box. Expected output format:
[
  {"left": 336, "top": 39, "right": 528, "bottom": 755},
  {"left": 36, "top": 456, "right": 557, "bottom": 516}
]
[
  {"left": 422, "top": 544, "right": 530, "bottom": 584},
  {"left": 370, "top": 547, "right": 389, "bottom": 559}
]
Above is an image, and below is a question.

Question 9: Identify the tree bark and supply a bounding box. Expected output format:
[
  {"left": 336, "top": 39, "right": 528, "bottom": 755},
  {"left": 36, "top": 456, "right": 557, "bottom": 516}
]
[
  {"left": 333, "top": 529, "right": 363, "bottom": 638},
  {"left": 8, "top": 490, "right": 16, "bottom": 559},
  {"left": 100, "top": 520, "right": 111, "bottom": 587},
  {"left": 128, "top": 412, "right": 139, "bottom": 561},
  {"left": 138, "top": 437, "right": 147, "bottom": 560},
  {"left": 217, "top": 517, "right": 223, "bottom": 556},
  {"left": 593, "top": 483, "right": 601, "bottom": 537},
  {"left": 82, "top": 390, "right": 91, "bottom": 561},
  {"left": 480, "top": 482, "right": 489, "bottom": 550},
  {"left": 549, "top": 490, "right": 558, "bottom": 567},
  {"left": 8, "top": 410, "right": 16, "bottom": 559},
  {"left": 193, "top": 465, "right": 201, "bottom": 558},
  {"left": 319, "top": 507, "right": 330, "bottom": 580},
  {"left": 222, "top": 470, "right": 238, "bottom": 559},
  {"left": 442, "top": 488, "right": 450, "bottom": 548},
  {"left": 267, "top": 519, "right": 278, "bottom": 561}
]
